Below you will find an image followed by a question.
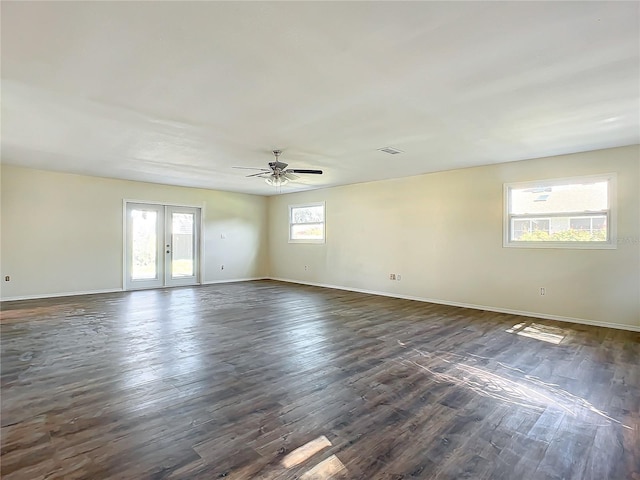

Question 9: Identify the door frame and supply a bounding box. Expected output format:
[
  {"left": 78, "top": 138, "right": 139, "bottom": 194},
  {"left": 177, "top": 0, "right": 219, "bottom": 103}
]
[{"left": 122, "top": 199, "right": 205, "bottom": 290}]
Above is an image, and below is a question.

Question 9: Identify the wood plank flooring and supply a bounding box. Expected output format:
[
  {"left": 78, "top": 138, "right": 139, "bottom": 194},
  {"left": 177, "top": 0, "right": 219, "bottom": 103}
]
[{"left": 1, "top": 280, "right": 639, "bottom": 479}]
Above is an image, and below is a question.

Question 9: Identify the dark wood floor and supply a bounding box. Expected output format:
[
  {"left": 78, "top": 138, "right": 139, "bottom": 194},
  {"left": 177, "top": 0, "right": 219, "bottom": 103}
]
[{"left": 1, "top": 280, "right": 639, "bottom": 480}]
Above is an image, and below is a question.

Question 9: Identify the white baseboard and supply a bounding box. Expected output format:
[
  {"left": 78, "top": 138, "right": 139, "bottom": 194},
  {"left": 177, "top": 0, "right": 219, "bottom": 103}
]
[
  {"left": 0, "top": 278, "right": 269, "bottom": 302},
  {"left": 4, "top": 278, "right": 637, "bottom": 333},
  {"left": 1, "top": 288, "right": 124, "bottom": 302},
  {"left": 269, "top": 277, "right": 640, "bottom": 333},
  {"left": 201, "top": 277, "right": 268, "bottom": 285}
]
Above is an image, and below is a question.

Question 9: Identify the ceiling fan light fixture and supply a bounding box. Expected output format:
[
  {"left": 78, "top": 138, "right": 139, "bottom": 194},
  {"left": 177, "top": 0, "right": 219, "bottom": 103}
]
[{"left": 265, "top": 176, "right": 289, "bottom": 187}]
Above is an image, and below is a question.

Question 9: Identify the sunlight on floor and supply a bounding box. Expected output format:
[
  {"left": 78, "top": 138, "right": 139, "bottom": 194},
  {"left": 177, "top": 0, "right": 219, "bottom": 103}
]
[
  {"left": 506, "top": 322, "right": 566, "bottom": 344},
  {"left": 281, "top": 435, "right": 332, "bottom": 468},
  {"left": 281, "top": 435, "right": 348, "bottom": 479},
  {"left": 300, "top": 455, "right": 347, "bottom": 479}
]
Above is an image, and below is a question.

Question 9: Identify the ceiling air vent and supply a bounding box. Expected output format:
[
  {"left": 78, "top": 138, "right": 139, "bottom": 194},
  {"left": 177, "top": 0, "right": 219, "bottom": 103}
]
[{"left": 378, "top": 146, "right": 403, "bottom": 155}]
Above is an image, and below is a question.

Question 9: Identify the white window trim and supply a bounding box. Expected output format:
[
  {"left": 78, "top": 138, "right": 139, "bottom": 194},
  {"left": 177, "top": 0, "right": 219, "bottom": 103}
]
[
  {"left": 503, "top": 173, "right": 617, "bottom": 249},
  {"left": 289, "top": 201, "right": 326, "bottom": 244}
]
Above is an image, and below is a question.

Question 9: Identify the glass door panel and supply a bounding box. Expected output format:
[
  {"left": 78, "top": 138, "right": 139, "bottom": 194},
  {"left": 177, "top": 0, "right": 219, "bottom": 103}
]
[
  {"left": 131, "top": 209, "right": 158, "bottom": 280},
  {"left": 171, "top": 213, "right": 194, "bottom": 277},
  {"left": 125, "top": 203, "right": 164, "bottom": 290}
]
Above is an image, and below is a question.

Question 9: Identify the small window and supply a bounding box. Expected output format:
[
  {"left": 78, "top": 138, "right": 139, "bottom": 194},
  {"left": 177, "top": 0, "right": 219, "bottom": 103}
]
[
  {"left": 504, "top": 174, "right": 616, "bottom": 248},
  {"left": 289, "top": 202, "right": 325, "bottom": 243}
]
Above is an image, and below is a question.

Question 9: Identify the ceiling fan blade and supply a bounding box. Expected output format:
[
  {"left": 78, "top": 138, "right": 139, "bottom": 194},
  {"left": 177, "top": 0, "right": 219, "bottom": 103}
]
[
  {"left": 284, "top": 172, "right": 300, "bottom": 181},
  {"left": 245, "top": 172, "right": 271, "bottom": 178},
  {"left": 233, "top": 166, "right": 270, "bottom": 171},
  {"left": 290, "top": 169, "right": 323, "bottom": 175}
]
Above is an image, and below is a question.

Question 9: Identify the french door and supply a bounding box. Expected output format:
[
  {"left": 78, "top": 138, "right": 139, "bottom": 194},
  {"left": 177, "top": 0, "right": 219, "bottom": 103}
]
[{"left": 125, "top": 202, "right": 201, "bottom": 290}]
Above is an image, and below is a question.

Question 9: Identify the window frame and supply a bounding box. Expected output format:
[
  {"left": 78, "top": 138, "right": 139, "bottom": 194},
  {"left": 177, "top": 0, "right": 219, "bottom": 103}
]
[
  {"left": 288, "top": 201, "right": 326, "bottom": 244},
  {"left": 503, "top": 173, "right": 616, "bottom": 249}
]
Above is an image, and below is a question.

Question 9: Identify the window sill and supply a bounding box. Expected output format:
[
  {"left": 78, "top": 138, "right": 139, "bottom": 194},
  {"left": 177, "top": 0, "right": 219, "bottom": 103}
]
[
  {"left": 288, "top": 239, "right": 326, "bottom": 244},
  {"left": 503, "top": 241, "right": 616, "bottom": 250}
]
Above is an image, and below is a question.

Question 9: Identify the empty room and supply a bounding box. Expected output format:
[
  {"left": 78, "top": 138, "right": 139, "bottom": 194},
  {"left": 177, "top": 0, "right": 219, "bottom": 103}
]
[{"left": 1, "top": 2, "right": 639, "bottom": 479}]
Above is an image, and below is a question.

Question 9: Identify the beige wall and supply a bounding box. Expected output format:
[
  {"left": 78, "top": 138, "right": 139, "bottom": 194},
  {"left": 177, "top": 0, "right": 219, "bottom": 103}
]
[
  {"left": 268, "top": 146, "right": 640, "bottom": 330},
  {"left": 1, "top": 165, "right": 269, "bottom": 299},
  {"left": 2, "top": 146, "right": 639, "bottom": 330}
]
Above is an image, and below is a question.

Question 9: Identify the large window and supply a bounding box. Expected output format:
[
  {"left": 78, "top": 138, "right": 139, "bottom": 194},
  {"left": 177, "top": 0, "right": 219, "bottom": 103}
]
[
  {"left": 504, "top": 174, "right": 616, "bottom": 248},
  {"left": 289, "top": 202, "right": 325, "bottom": 243}
]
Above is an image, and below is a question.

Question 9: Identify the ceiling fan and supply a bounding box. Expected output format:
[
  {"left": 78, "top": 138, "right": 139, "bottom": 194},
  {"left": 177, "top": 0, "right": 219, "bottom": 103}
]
[{"left": 233, "top": 150, "right": 323, "bottom": 187}]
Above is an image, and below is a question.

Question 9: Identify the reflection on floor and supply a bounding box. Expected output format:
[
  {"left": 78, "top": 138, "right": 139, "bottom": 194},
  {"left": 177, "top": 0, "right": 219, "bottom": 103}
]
[{"left": 399, "top": 345, "right": 630, "bottom": 429}]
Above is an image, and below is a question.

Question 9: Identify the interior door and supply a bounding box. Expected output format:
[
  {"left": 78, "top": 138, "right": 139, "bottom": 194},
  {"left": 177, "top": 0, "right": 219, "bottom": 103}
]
[{"left": 125, "top": 203, "right": 200, "bottom": 290}]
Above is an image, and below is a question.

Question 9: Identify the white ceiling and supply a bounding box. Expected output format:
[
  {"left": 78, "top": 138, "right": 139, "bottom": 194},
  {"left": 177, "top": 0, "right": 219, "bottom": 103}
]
[{"left": 2, "top": 2, "right": 639, "bottom": 196}]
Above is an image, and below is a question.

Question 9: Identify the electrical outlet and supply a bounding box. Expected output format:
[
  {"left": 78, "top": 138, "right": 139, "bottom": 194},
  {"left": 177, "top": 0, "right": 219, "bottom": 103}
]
[
  {"left": 540, "top": 287, "right": 545, "bottom": 296},
  {"left": 4, "top": 276, "right": 9, "bottom": 282},
  {"left": 304, "top": 265, "right": 308, "bottom": 271},
  {"left": 389, "top": 273, "right": 396, "bottom": 280},
  {"left": 221, "top": 265, "right": 224, "bottom": 270},
  {"left": 397, "top": 274, "right": 402, "bottom": 281}
]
